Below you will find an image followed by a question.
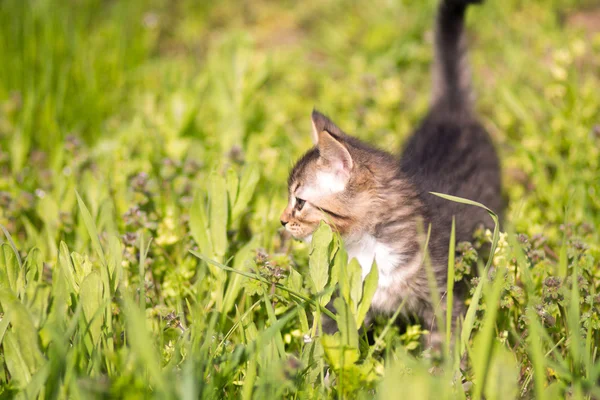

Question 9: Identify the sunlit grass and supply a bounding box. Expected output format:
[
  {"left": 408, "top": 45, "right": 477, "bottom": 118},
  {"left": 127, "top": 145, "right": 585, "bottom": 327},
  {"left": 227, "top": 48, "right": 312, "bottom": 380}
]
[{"left": 1, "top": 0, "right": 599, "bottom": 398}]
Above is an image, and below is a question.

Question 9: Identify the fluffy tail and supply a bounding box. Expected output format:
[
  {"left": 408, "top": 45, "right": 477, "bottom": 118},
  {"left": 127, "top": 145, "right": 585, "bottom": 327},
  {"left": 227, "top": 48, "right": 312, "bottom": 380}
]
[{"left": 431, "top": 0, "right": 482, "bottom": 112}]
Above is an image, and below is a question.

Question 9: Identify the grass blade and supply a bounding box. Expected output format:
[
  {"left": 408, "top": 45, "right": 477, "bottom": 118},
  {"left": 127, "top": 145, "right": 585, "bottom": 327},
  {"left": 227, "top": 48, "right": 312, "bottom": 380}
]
[
  {"left": 526, "top": 308, "right": 548, "bottom": 400},
  {"left": 430, "top": 192, "right": 501, "bottom": 358},
  {"left": 75, "top": 191, "right": 106, "bottom": 263},
  {"left": 0, "top": 224, "right": 22, "bottom": 268},
  {"left": 190, "top": 250, "right": 336, "bottom": 319},
  {"left": 446, "top": 216, "right": 456, "bottom": 357}
]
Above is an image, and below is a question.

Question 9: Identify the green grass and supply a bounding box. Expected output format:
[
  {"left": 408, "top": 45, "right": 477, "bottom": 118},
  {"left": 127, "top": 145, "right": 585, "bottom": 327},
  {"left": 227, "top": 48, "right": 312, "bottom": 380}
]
[{"left": 1, "top": 0, "right": 600, "bottom": 398}]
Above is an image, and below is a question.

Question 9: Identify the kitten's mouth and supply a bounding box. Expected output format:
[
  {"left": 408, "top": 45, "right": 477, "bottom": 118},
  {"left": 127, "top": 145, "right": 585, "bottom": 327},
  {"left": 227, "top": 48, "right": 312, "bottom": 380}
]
[
  {"left": 286, "top": 227, "right": 315, "bottom": 243},
  {"left": 288, "top": 231, "right": 310, "bottom": 241}
]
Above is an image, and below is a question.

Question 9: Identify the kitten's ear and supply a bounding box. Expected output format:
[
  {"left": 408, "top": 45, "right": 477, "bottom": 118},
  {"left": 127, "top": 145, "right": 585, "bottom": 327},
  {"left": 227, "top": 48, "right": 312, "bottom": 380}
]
[
  {"left": 317, "top": 130, "right": 353, "bottom": 175},
  {"left": 310, "top": 115, "right": 320, "bottom": 145},
  {"left": 311, "top": 109, "right": 341, "bottom": 144}
]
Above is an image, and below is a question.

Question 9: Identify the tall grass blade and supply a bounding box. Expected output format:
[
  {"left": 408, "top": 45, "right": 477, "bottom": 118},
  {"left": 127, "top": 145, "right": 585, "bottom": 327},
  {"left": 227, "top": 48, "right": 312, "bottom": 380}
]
[
  {"left": 471, "top": 267, "right": 506, "bottom": 400},
  {"left": 209, "top": 174, "right": 228, "bottom": 260},
  {"left": 75, "top": 191, "right": 106, "bottom": 263},
  {"left": 526, "top": 308, "right": 548, "bottom": 400},
  {"left": 446, "top": 216, "right": 456, "bottom": 357},
  {"left": 0, "top": 224, "right": 22, "bottom": 268},
  {"left": 430, "top": 193, "right": 501, "bottom": 358}
]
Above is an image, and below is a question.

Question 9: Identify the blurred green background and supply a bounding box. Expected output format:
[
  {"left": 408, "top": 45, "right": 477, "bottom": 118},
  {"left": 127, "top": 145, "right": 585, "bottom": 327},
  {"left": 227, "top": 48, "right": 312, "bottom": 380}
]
[{"left": 1, "top": 0, "right": 599, "bottom": 398}]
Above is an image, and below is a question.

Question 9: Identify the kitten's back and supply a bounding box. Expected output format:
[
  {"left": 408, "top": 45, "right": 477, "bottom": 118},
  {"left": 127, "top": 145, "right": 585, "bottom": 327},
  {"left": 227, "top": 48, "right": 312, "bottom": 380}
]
[{"left": 400, "top": 0, "right": 502, "bottom": 244}]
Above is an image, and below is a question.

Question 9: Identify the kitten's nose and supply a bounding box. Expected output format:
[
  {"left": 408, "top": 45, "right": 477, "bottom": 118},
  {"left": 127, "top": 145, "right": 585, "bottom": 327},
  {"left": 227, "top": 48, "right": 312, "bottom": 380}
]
[{"left": 280, "top": 219, "right": 288, "bottom": 227}]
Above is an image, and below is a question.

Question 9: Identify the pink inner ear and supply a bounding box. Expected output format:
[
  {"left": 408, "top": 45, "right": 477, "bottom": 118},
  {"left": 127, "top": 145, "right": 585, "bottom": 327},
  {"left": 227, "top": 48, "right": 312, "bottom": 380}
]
[
  {"left": 318, "top": 130, "right": 353, "bottom": 176},
  {"left": 329, "top": 158, "right": 351, "bottom": 176}
]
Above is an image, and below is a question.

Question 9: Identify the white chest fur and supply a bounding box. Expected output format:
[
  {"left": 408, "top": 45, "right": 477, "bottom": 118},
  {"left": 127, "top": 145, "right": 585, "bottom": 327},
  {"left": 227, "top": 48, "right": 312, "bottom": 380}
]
[
  {"left": 345, "top": 234, "right": 422, "bottom": 313},
  {"left": 345, "top": 235, "right": 399, "bottom": 287}
]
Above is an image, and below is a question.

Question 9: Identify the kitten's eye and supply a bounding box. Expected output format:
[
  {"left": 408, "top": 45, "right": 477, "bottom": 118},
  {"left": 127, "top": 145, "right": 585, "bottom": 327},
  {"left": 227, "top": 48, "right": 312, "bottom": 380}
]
[{"left": 295, "top": 197, "right": 306, "bottom": 210}]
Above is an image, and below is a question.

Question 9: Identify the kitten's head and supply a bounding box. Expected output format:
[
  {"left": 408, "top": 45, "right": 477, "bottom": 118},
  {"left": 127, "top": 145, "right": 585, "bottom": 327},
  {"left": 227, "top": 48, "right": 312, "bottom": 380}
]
[{"left": 281, "top": 110, "right": 376, "bottom": 239}]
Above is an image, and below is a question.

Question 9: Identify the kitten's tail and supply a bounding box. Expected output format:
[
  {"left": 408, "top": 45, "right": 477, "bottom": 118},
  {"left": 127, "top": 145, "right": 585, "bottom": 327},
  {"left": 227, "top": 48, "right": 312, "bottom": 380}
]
[{"left": 431, "top": 0, "right": 482, "bottom": 112}]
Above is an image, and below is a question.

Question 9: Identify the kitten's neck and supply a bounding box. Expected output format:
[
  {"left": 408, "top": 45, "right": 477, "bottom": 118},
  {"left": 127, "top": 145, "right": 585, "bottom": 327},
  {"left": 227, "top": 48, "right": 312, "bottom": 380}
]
[
  {"left": 354, "top": 172, "right": 423, "bottom": 239},
  {"left": 343, "top": 173, "right": 424, "bottom": 280}
]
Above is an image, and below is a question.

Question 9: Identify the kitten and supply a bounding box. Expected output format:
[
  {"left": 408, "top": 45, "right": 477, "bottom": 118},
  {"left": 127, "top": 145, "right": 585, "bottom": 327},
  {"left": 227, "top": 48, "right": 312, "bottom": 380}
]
[{"left": 281, "top": 0, "right": 502, "bottom": 340}]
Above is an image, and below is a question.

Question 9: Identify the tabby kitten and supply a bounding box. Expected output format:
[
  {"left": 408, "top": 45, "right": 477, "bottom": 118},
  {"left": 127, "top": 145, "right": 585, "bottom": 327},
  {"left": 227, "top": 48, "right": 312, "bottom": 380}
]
[{"left": 281, "top": 0, "right": 502, "bottom": 338}]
